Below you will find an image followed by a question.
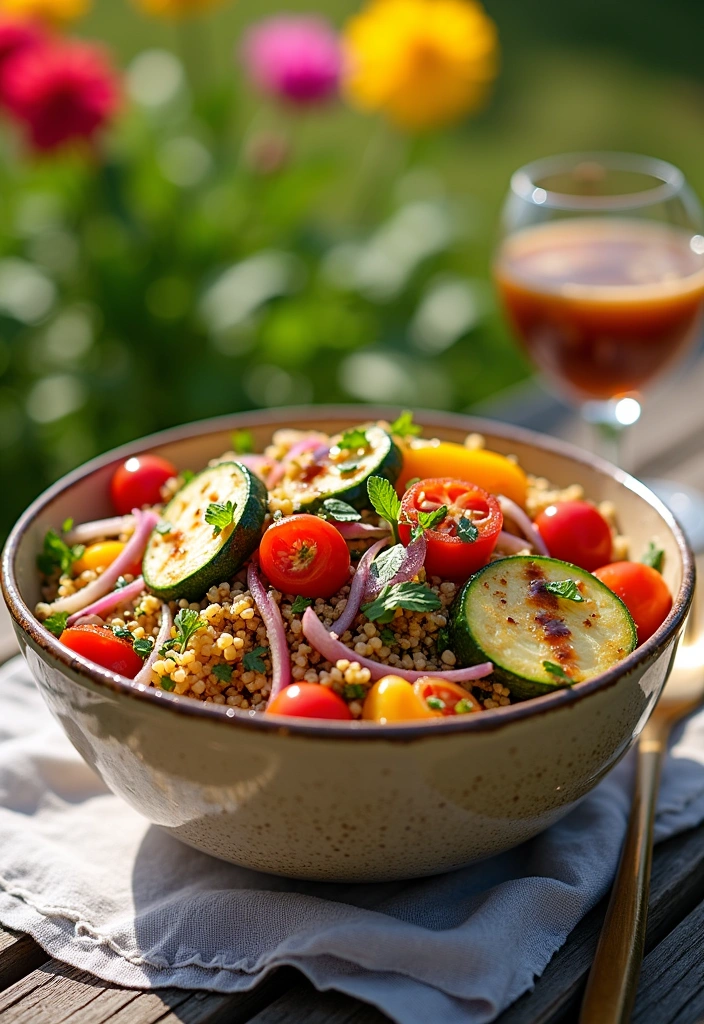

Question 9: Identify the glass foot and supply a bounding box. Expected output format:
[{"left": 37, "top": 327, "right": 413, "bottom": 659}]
[{"left": 643, "top": 478, "right": 704, "bottom": 553}]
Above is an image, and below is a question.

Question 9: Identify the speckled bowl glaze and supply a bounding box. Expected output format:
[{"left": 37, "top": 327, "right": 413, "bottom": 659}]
[{"left": 2, "top": 407, "right": 695, "bottom": 882}]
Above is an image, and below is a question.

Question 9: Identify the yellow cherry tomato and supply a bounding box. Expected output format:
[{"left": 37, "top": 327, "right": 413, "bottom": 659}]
[
  {"left": 73, "top": 540, "right": 126, "bottom": 575},
  {"left": 362, "top": 675, "right": 440, "bottom": 723},
  {"left": 399, "top": 442, "right": 528, "bottom": 507}
]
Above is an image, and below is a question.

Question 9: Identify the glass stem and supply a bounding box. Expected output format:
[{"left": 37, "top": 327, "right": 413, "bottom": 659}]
[{"left": 593, "top": 420, "right": 627, "bottom": 468}]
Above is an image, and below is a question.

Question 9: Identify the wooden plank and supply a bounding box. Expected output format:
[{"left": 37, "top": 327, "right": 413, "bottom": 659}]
[
  {"left": 0, "top": 929, "right": 46, "bottom": 994},
  {"left": 247, "top": 983, "right": 389, "bottom": 1024},
  {"left": 632, "top": 900, "right": 704, "bottom": 1024}
]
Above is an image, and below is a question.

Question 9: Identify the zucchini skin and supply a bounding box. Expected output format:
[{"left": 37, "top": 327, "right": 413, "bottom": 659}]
[
  {"left": 295, "top": 430, "right": 403, "bottom": 512},
  {"left": 450, "top": 556, "right": 638, "bottom": 700},
  {"left": 143, "top": 463, "right": 268, "bottom": 603}
]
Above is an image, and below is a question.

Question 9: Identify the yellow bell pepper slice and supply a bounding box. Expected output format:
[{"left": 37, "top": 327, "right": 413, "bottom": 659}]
[
  {"left": 362, "top": 675, "right": 441, "bottom": 723},
  {"left": 73, "top": 540, "right": 125, "bottom": 575},
  {"left": 399, "top": 441, "right": 528, "bottom": 507}
]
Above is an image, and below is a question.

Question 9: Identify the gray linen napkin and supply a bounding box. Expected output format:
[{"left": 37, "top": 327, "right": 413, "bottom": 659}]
[{"left": 2, "top": 656, "right": 704, "bottom": 1024}]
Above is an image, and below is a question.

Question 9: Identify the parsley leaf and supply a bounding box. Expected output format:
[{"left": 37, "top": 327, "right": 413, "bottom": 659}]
[
  {"left": 369, "top": 544, "right": 405, "bottom": 590},
  {"left": 213, "top": 664, "right": 233, "bottom": 683},
  {"left": 457, "top": 518, "right": 479, "bottom": 543},
  {"left": 338, "top": 427, "right": 369, "bottom": 451},
  {"left": 367, "top": 476, "right": 401, "bottom": 543},
  {"left": 160, "top": 676, "right": 176, "bottom": 691},
  {"left": 112, "top": 625, "right": 133, "bottom": 640},
  {"left": 362, "top": 582, "right": 442, "bottom": 623},
  {"left": 172, "top": 608, "right": 205, "bottom": 654},
  {"left": 37, "top": 529, "right": 85, "bottom": 577},
  {"left": 291, "top": 595, "right": 313, "bottom": 614},
  {"left": 642, "top": 541, "right": 664, "bottom": 574},
  {"left": 243, "top": 646, "right": 268, "bottom": 673},
  {"left": 133, "top": 637, "right": 155, "bottom": 659},
  {"left": 232, "top": 429, "right": 254, "bottom": 455},
  {"left": 205, "top": 500, "right": 237, "bottom": 536},
  {"left": 342, "top": 683, "right": 367, "bottom": 700},
  {"left": 411, "top": 505, "right": 447, "bottom": 541},
  {"left": 454, "top": 698, "right": 475, "bottom": 714},
  {"left": 543, "top": 660, "right": 572, "bottom": 683},
  {"left": 318, "top": 498, "right": 361, "bottom": 523},
  {"left": 44, "top": 611, "right": 69, "bottom": 637},
  {"left": 61, "top": 517, "right": 74, "bottom": 533},
  {"left": 544, "top": 579, "right": 584, "bottom": 603},
  {"left": 389, "top": 411, "right": 422, "bottom": 437},
  {"left": 156, "top": 522, "right": 172, "bottom": 535}
]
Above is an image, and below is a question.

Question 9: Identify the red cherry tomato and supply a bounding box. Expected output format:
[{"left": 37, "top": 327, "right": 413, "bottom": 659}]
[
  {"left": 259, "top": 514, "right": 351, "bottom": 598},
  {"left": 59, "top": 624, "right": 144, "bottom": 678},
  {"left": 534, "top": 501, "right": 612, "bottom": 572},
  {"left": 110, "top": 455, "right": 177, "bottom": 515},
  {"left": 398, "top": 478, "right": 503, "bottom": 582},
  {"left": 266, "top": 683, "right": 352, "bottom": 720},
  {"left": 412, "top": 678, "right": 482, "bottom": 715},
  {"left": 593, "top": 562, "right": 672, "bottom": 644}
]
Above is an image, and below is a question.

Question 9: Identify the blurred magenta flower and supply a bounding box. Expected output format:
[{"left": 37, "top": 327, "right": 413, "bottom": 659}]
[
  {"left": 242, "top": 16, "right": 341, "bottom": 106},
  {"left": 2, "top": 38, "right": 120, "bottom": 152},
  {"left": 0, "top": 15, "right": 46, "bottom": 74}
]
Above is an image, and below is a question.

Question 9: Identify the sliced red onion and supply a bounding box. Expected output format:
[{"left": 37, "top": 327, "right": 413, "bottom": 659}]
[
  {"left": 333, "top": 521, "right": 391, "bottom": 540},
  {"left": 133, "top": 602, "right": 173, "bottom": 687},
  {"left": 496, "top": 530, "right": 533, "bottom": 554},
  {"left": 333, "top": 538, "right": 388, "bottom": 638},
  {"left": 364, "top": 533, "right": 427, "bottom": 602},
  {"left": 43, "top": 509, "right": 158, "bottom": 617},
  {"left": 64, "top": 515, "right": 135, "bottom": 547},
  {"left": 498, "top": 496, "right": 549, "bottom": 556},
  {"left": 266, "top": 435, "right": 324, "bottom": 490},
  {"left": 302, "top": 607, "right": 493, "bottom": 684},
  {"left": 67, "top": 576, "right": 145, "bottom": 626},
  {"left": 236, "top": 454, "right": 270, "bottom": 479},
  {"left": 247, "top": 563, "right": 292, "bottom": 702}
]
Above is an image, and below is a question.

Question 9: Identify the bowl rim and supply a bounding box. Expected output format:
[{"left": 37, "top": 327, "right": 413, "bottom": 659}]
[{"left": 2, "top": 404, "right": 695, "bottom": 741}]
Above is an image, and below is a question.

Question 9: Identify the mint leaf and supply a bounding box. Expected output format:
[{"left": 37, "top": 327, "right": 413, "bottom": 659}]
[
  {"left": 44, "top": 611, "right": 69, "bottom": 637},
  {"left": 367, "top": 476, "right": 401, "bottom": 543},
  {"left": 243, "top": 646, "right": 268, "bottom": 673},
  {"left": 342, "top": 683, "right": 367, "bottom": 700},
  {"left": 318, "top": 498, "right": 361, "bottom": 522},
  {"left": 231, "top": 429, "right": 254, "bottom": 455},
  {"left": 369, "top": 544, "right": 405, "bottom": 589},
  {"left": 205, "top": 500, "right": 237, "bottom": 536},
  {"left": 172, "top": 608, "right": 204, "bottom": 654},
  {"left": 338, "top": 427, "right": 369, "bottom": 451},
  {"left": 642, "top": 542, "right": 664, "bottom": 573},
  {"left": 389, "top": 411, "right": 422, "bottom": 437},
  {"left": 411, "top": 505, "right": 447, "bottom": 540},
  {"left": 544, "top": 579, "right": 584, "bottom": 603},
  {"left": 291, "top": 595, "right": 313, "bottom": 614},
  {"left": 362, "top": 582, "right": 442, "bottom": 623},
  {"left": 543, "top": 660, "right": 572, "bottom": 683},
  {"left": 213, "top": 663, "right": 233, "bottom": 683},
  {"left": 457, "top": 518, "right": 479, "bottom": 543},
  {"left": 133, "top": 637, "right": 155, "bottom": 659},
  {"left": 37, "top": 529, "right": 85, "bottom": 577}
]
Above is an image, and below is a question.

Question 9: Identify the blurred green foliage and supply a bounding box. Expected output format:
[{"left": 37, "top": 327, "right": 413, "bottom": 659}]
[{"left": 1, "top": 0, "right": 704, "bottom": 539}]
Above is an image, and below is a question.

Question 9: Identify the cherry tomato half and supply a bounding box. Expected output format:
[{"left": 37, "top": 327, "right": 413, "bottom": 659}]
[
  {"left": 266, "top": 683, "right": 352, "bottom": 720},
  {"left": 412, "top": 678, "right": 482, "bottom": 715},
  {"left": 362, "top": 676, "right": 439, "bottom": 723},
  {"left": 259, "top": 513, "right": 351, "bottom": 598},
  {"left": 399, "top": 442, "right": 528, "bottom": 506},
  {"left": 534, "top": 500, "right": 612, "bottom": 572},
  {"left": 60, "top": 624, "right": 143, "bottom": 678},
  {"left": 398, "top": 478, "right": 503, "bottom": 582},
  {"left": 110, "top": 455, "right": 177, "bottom": 515},
  {"left": 594, "top": 562, "right": 672, "bottom": 644}
]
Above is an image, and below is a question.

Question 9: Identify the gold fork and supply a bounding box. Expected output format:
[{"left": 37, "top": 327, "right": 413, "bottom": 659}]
[{"left": 579, "top": 576, "right": 704, "bottom": 1024}]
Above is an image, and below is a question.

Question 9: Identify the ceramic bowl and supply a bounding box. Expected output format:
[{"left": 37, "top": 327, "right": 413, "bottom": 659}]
[{"left": 1, "top": 407, "right": 695, "bottom": 882}]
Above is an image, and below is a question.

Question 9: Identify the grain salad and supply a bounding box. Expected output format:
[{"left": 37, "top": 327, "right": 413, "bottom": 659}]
[{"left": 33, "top": 413, "right": 672, "bottom": 724}]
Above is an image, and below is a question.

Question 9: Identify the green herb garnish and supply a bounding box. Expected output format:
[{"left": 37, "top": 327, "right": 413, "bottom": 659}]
[
  {"left": 115, "top": 576, "right": 129, "bottom": 590},
  {"left": 379, "top": 627, "right": 397, "bottom": 646},
  {"left": 37, "top": 529, "right": 85, "bottom": 577},
  {"left": 156, "top": 522, "right": 172, "bottom": 536},
  {"left": 389, "top": 411, "right": 422, "bottom": 437},
  {"left": 160, "top": 676, "right": 176, "bottom": 691},
  {"left": 291, "top": 595, "right": 313, "bottom": 614},
  {"left": 231, "top": 429, "right": 254, "bottom": 455},
  {"left": 362, "top": 582, "right": 442, "bottom": 624},
  {"left": 318, "top": 498, "right": 361, "bottom": 523},
  {"left": 338, "top": 427, "right": 369, "bottom": 451},
  {"left": 133, "top": 637, "right": 154, "bottom": 659},
  {"left": 112, "top": 625, "right": 133, "bottom": 640},
  {"left": 367, "top": 476, "right": 401, "bottom": 544},
  {"left": 213, "top": 664, "right": 234, "bottom": 683},
  {"left": 61, "top": 518, "right": 74, "bottom": 533},
  {"left": 170, "top": 607, "right": 205, "bottom": 654},
  {"left": 411, "top": 505, "right": 447, "bottom": 541},
  {"left": 456, "top": 519, "right": 479, "bottom": 543},
  {"left": 44, "top": 611, "right": 69, "bottom": 637},
  {"left": 243, "top": 646, "right": 268, "bottom": 673},
  {"left": 181, "top": 470, "right": 195, "bottom": 486},
  {"left": 436, "top": 624, "right": 451, "bottom": 656},
  {"left": 543, "top": 660, "right": 572, "bottom": 683},
  {"left": 426, "top": 696, "right": 445, "bottom": 711},
  {"left": 343, "top": 683, "right": 367, "bottom": 701},
  {"left": 642, "top": 542, "right": 664, "bottom": 574},
  {"left": 544, "top": 579, "right": 584, "bottom": 603},
  {"left": 454, "top": 698, "right": 475, "bottom": 714},
  {"left": 205, "top": 500, "right": 237, "bottom": 536},
  {"left": 369, "top": 544, "right": 405, "bottom": 590}
]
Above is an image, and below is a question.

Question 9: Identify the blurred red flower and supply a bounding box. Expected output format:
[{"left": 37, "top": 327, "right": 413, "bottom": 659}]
[
  {"left": 2, "top": 38, "right": 120, "bottom": 152},
  {"left": 0, "top": 14, "right": 46, "bottom": 72}
]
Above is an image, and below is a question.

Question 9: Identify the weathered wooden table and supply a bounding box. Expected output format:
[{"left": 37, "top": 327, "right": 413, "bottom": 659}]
[{"left": 2, "top": 359, "right": 704, "bottom": 1024}]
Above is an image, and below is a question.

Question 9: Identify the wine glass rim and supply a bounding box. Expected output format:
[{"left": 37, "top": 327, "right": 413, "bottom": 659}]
[{"left": 511, "top": 151, "right": 685, "bottom": 211}]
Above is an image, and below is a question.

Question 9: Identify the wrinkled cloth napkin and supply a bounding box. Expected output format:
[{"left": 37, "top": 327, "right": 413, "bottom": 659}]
[{"left": 2, "top": 658, "right": 704, "bottom": 1024}]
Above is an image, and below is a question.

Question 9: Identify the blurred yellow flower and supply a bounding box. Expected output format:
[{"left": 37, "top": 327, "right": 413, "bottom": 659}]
[
  {"left": 132, "top": 0, "right": 226, "bottom": 17},
  {"left": 0, "top": 0, "right": 89, "bottom": 22},
  {"left": 343, "top": 0, "right": 498, "bottom": 131}
]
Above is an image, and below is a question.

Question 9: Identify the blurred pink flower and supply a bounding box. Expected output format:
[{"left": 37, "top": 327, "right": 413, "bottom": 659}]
[
  {"left": 0, "top": 14, "right": 46, "bottom": 76},
  {"left": 242, "top": 16, "right": 341, "bottom": 106},
  {"left": 2, "top": 38, "right": 120, "bottom": 152}
]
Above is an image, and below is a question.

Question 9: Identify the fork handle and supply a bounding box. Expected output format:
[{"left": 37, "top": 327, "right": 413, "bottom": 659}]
[{"left": 579, "top": 722, "right": 667, "bottom": 1024}]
